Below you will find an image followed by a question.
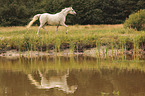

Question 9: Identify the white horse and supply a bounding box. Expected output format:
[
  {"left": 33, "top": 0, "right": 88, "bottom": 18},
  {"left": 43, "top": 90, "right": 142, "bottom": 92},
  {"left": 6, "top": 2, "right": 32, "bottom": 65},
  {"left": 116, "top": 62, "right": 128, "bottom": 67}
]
[
  {"left": 28, "top": 69, "right": 77, "bottom": 94},
  {"left": 27, "top": 7, "right": 76, "bottom": 35}
]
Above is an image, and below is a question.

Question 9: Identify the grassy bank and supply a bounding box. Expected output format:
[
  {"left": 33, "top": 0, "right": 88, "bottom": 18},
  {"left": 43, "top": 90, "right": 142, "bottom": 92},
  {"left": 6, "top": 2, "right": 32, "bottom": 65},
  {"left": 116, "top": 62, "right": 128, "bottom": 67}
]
[{"left": 0, "top": 25, "right": 145, "bottom": 56}]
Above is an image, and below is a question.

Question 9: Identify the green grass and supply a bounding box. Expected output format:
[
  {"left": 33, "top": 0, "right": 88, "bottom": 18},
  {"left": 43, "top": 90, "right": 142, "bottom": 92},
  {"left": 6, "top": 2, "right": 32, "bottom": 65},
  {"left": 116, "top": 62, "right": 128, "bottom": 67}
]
[{"left": 0, "top": 25, "right": 145, "bottom": 53}]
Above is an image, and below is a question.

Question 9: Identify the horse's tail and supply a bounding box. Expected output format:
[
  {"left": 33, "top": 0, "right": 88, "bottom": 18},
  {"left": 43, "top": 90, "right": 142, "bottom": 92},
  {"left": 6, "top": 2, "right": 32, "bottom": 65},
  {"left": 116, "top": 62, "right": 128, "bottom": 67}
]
[{"left": 26, "top": 14, "right": 41, "bottom": 28}]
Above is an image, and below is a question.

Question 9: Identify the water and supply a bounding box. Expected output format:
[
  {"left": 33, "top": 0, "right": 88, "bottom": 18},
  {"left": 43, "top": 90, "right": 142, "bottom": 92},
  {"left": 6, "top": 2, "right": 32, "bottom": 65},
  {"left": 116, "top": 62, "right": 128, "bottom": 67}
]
[{"left": 0, "top": 56, "right": 145, "bottom": 96}]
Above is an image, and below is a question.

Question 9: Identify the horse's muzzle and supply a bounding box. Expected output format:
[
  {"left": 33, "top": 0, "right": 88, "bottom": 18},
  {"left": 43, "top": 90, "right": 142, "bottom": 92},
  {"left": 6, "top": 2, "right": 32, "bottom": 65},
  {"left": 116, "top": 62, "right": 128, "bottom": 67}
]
[{"left": 73, "top": 12, "right": 77, "bottom": 15}]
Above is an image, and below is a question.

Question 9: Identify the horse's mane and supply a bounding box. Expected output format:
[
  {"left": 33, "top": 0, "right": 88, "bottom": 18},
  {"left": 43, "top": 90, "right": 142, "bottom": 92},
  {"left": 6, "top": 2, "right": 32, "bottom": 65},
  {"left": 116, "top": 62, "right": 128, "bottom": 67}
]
[
  {"left": 60, "top": 8, "right": 67, "bottom": 13},
  {"left": 60, "top": 7, "right": 71, "bottom": 14}
]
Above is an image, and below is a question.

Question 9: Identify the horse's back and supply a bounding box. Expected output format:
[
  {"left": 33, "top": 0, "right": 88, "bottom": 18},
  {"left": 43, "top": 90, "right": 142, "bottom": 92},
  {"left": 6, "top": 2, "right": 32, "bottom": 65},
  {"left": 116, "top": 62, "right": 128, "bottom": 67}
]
[{"left": 39, "top": 13, "right": 64, "bottom": 25}]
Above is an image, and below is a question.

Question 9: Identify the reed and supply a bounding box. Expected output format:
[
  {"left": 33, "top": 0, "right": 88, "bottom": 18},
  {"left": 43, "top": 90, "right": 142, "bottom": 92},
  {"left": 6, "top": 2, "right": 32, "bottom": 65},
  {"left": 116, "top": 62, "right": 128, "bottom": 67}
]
[
  {"left": 76, "top": 42, "right": 79, "bottom": 55},
  {"left": 55, "top": 37, "right": 61, "bottom": 56},
  {"left": 102, "top": 47, "right": 105, "bottom": 59},
  {"left": 30, "top": 44, "right": 33, "bottom": 58},
  {"left": 121, "top": 43, "right": 124, "bottom": 60},
  {"left": 111, "top": 39, "right": 114, "bottom": 60},
  {"left": 125, "top": 45, "right": 127, "bottom": 60},
  {"left": 132, "top": 35, "right": 141, "bottom": 60},
  {"left": 96, "top": 40, "right": 101, "bottom": 58},
  {"left": 18, "top": 45, "right": 21, "bottom": 57},
  {"left": 69, "top": 41, "right": 75, "bottom": 55},
  {"left": 115, "top": 44, "right": 119, "bottom": 60}
]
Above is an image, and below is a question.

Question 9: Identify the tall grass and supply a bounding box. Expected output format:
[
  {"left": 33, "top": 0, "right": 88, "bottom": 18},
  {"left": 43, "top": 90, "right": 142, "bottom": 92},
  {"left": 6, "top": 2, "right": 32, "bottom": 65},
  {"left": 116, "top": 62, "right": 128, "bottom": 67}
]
[{"left": 0, "top": 25, "right": 145, "bottom": 58}]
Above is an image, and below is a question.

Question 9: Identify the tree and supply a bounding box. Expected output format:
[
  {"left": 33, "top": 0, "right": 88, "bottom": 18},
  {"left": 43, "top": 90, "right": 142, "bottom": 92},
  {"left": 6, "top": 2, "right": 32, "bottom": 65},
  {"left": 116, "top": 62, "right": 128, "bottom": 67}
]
[{"left": 0, "top": 0, "right": 145, "bottom": 26}]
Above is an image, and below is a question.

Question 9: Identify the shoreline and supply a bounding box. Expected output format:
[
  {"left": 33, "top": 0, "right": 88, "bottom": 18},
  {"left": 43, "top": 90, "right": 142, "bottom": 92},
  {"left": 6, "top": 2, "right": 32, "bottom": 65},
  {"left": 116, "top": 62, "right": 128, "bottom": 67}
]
[{"left": 1, "top": 47, "right": 145, "bottom": 60}]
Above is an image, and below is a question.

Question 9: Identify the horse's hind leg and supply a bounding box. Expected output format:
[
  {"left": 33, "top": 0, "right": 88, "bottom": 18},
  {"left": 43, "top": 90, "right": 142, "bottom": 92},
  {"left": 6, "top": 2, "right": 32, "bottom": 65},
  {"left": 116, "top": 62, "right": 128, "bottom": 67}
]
[
  {"left": 55, "top": 25, "right": 59, "bottom": 34},
  {"left": 42, "top": 26, "right": 48, "bottom": 34},
  {"left": 37, "top": 15, "right": 47, "bottom": 35},
  {"left": 37, "top": 24, "right": 43, "bottom": 35}
]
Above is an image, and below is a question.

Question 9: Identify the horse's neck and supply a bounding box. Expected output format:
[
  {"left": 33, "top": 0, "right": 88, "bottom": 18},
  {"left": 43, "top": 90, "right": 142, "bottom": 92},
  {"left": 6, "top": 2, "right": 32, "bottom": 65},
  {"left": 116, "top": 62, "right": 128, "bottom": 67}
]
[{"left": 59, "top": 9, "right": 69, "bottom": 16}]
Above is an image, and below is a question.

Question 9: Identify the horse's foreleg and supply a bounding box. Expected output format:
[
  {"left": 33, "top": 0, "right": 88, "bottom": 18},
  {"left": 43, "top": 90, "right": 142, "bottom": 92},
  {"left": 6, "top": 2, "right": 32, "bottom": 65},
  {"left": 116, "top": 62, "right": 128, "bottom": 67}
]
[
  {"left": 60, "top": 23, "right": 68, "bottom": 34},
  {"left": 63, "top": 24, "right": 68, "bottom": 34}
]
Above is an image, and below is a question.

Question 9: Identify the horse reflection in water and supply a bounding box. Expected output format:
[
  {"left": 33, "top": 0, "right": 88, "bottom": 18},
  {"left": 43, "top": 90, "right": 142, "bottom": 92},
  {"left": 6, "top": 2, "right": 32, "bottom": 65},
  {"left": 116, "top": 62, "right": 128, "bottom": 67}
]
[{"left": 28, "top": 69, "right": 77, "bottom": 94}]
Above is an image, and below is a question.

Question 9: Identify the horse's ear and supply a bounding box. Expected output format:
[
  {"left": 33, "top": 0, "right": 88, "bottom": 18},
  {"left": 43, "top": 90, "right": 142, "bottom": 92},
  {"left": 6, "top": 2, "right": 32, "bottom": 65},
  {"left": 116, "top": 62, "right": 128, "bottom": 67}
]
[{"left": 65, "top": 7, "right": 67, "bottom": 9}]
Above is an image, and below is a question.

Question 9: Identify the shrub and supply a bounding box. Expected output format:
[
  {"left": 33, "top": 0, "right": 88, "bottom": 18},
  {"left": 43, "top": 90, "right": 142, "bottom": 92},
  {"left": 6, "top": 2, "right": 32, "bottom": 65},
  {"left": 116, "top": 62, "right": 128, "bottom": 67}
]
[{"left": 124, "top": 9, "right": 145, "bottom": 31}]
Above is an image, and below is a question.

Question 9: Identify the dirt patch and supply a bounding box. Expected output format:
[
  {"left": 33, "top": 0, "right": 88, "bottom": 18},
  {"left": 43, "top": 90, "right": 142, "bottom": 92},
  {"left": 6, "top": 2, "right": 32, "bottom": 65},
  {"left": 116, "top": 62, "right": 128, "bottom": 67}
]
[{"left": 0, "top": 49, "right": 83, "bottom": 59}]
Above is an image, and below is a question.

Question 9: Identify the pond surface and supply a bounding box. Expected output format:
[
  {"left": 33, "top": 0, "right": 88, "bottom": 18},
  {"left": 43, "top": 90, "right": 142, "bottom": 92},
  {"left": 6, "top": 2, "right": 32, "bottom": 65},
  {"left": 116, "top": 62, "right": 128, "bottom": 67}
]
[{"left": 0, "top": 56, "right": 145, "bottom": 96}]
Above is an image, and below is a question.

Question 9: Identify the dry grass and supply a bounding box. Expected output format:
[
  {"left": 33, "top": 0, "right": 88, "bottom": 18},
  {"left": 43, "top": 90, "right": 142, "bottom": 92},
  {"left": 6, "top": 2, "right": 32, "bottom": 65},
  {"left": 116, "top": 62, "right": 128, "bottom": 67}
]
[
  {"left": 0, "top": 24, "right": 145, "bottom": 53},
  {"left": 0, "top": 24, "right": 123, "bottom": 32},
  {"left": 0, "top": 26, "right": 27, "bottom": 32}
]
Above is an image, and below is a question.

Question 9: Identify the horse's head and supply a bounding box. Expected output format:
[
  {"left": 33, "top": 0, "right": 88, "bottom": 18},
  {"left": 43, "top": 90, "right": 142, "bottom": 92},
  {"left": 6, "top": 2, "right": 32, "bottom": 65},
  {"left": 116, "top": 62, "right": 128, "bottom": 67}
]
[
  {"left": 68, "top": 7, "right": 76, "bottom": 15},
  {"left": 67, "top": 85, "right": 78, "bottom": 94}
]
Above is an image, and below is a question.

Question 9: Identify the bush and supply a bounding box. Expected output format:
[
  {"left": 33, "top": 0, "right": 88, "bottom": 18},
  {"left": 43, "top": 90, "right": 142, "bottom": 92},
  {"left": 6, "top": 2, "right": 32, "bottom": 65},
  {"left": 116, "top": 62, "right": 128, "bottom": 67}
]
[{"left": 124, "top": 9, "right": 145, "bottom": 31}]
